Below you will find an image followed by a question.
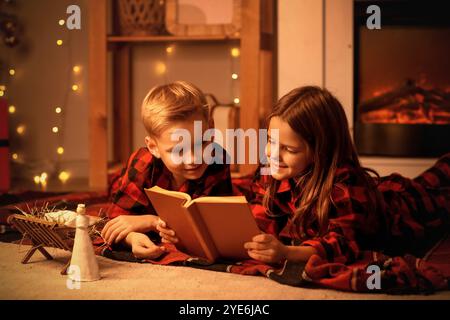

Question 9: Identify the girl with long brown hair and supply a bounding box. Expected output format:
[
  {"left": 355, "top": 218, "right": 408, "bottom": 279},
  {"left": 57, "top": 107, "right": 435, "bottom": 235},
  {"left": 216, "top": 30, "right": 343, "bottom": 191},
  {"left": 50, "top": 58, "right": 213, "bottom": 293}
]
[{"left": 244, "top": 86, "right": 449, "bottom": 264}]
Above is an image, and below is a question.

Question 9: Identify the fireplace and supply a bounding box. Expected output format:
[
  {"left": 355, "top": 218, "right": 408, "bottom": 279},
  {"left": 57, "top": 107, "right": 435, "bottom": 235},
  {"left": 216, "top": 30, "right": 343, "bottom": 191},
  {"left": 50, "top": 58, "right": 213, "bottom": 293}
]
[{"left": 354, "top": 1, "right": 450, "bottom": 157}]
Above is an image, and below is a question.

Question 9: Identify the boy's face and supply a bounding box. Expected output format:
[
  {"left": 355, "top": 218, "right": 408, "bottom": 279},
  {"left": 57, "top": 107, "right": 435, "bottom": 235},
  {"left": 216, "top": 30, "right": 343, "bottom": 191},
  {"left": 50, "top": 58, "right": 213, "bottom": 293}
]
[
  {"left": 266, "top": 116, "right": 312, "bottom": 180},
  {"left": 145, "top": 113, "right": 211, "bottom": 186}
]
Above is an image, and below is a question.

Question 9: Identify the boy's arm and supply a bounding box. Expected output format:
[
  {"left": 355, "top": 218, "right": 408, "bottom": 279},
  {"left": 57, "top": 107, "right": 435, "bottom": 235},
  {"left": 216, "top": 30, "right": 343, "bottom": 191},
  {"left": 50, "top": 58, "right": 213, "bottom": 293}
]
[
  {"left": 124, "top": 232, "right": 166, "bottom": 259},
  {"left": 103, "top": 148, "right": 161, "bottom": 244},
  {"left": 108, "top": 203, "right": 135, "bottom": 219},
  {"left": 102, "top": 213, "right": 160, "bottom": 244},
  {"left": 108, "top": 147, "right": 156, "bottom": 218}
]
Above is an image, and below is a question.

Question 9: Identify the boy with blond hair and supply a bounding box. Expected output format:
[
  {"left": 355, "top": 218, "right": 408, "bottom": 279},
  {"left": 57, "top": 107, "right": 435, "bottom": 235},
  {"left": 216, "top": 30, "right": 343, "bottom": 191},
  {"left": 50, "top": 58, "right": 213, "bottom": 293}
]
[{"left": 102, "top": 81, "right": 233, "bottom": 259}]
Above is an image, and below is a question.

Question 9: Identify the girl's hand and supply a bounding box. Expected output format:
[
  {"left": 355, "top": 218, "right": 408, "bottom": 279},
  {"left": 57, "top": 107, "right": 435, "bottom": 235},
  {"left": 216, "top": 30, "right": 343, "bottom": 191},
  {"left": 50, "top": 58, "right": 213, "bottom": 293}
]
[
  {"left": 127, "top": 232, "right": 166, "bottom": 259},
  {"left": 101, "top": 215, "right": 158, "bottom": 245},
  {"left": 244, "top": 234, "right": 288, "bottom": 264},
  {"left": 156, "top": 219, "right": 179, "bottom": 244}
]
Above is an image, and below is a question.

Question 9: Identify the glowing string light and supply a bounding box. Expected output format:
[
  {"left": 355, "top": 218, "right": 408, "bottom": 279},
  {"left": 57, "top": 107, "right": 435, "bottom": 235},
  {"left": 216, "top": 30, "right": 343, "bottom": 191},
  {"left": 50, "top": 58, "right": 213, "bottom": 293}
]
[
  {"left": 16, "top": 125, "right": 26, "bottom": 135},
  {"left": 166, "top": 46, "right": 174, "bottom": 54},
  {"left": 58, "top": 171, "right": 70, "bottom": 183},
  {"left": 230, "top": 47, "right": 240, "bottom": 57},
  {"left": 155, "top": 62, "right": 166, "bottom": 75}
]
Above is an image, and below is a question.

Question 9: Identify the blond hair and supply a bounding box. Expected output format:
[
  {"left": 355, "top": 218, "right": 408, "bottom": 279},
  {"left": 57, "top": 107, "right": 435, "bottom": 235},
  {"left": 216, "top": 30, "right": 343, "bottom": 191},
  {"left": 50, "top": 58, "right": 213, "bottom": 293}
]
[{"left": 141, "top": 81, "right": 209, "bottom": 137}]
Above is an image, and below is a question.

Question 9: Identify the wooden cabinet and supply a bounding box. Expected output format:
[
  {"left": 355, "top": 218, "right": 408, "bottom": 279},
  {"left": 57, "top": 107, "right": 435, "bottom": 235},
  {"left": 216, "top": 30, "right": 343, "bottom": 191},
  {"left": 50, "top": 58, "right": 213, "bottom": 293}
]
[{"left": 87, "top": 0, "right": 275, "bottom": 190}]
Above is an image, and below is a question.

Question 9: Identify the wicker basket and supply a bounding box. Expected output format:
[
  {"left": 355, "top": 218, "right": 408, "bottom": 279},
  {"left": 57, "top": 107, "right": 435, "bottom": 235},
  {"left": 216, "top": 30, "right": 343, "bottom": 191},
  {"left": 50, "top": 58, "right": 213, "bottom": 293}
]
[{"left": 117, "top": 0, "right": 166, "bottom": 36}]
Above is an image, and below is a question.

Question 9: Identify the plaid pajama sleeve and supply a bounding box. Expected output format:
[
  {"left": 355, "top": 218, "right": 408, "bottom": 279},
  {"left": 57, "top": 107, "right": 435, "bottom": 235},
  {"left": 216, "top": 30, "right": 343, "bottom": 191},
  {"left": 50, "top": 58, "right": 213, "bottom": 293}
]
[
  {"left": 299, "top": 172, "right": 376, "bottom": 264},
  {"left": 108, "top": 148, "right": 155, "bottom": 219}
]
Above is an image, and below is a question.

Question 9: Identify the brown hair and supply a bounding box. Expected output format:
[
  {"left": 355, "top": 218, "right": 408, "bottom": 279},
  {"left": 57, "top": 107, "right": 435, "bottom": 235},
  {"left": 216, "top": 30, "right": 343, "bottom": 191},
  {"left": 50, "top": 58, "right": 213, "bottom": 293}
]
[
  {"left": 262, "top": 86, "right": 381, "bottom": 238},
  {"left": 141, "top": 81, "right": 209, "bottom": 137}
]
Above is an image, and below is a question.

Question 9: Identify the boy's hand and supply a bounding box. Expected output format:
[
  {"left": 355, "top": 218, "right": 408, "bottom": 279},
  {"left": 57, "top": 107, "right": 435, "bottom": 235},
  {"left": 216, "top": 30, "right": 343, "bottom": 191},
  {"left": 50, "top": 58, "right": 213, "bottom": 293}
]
[
  {"left": 244, "top": 234, "right": 288, "bottom": 264},
  {"left": 156, "top": 219, "right": 179, "bottom": 244},
  {"left": 101, "top": 215, "right": 158, "bottom": 245},
  {"left": 127, "top": 232, "right": 166, "bottom": 259}
]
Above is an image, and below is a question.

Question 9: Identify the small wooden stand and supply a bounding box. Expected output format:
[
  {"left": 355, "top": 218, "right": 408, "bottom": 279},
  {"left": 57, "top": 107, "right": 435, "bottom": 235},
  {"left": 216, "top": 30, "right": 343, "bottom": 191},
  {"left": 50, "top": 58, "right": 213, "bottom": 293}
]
[{"left": 7, "top": 214, "right": 73, "bottom": 275}]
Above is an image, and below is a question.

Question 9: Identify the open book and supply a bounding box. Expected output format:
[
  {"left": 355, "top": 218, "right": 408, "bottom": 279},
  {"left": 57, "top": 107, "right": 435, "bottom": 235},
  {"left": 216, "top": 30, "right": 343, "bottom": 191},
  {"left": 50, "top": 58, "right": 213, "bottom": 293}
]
[{"left": 144, "top": 186, "right": 261, "bottom": 262}]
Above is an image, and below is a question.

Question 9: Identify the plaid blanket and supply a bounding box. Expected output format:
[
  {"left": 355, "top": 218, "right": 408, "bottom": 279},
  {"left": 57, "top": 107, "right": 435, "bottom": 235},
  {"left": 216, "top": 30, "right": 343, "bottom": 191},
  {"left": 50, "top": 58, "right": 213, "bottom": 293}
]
[{"left": 94, "top": 235, "right": 449, "bottom": 294}]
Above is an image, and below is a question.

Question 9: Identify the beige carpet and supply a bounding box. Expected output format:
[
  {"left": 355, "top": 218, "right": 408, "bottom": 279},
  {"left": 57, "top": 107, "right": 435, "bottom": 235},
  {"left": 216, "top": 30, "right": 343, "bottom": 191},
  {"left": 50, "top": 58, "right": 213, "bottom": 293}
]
[{"left": 0, "top": 242, "right": 449, "bottom": 300}]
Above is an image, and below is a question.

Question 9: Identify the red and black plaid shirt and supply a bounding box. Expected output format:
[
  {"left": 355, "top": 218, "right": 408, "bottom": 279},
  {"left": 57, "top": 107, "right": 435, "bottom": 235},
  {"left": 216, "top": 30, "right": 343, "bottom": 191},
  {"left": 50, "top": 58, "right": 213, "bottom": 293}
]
[
  {"left": 108, "top": 146, "right": 233, "bottom": 219},
  {"left": 250, "top": 153, "right": 450, "bottom": 264}
]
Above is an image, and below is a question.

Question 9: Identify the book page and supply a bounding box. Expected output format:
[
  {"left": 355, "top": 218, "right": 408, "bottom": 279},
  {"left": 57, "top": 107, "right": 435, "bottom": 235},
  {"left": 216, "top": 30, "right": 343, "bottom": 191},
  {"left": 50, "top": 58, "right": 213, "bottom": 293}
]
[
  {"left": 147, "top": 186, "right": 192, "bottom": 202},
  {"left": 192, "top": 201, "right": 261, "bottom": 261},
  {"left": 190, "top": 196, "right": 247, "bottom": 205}
]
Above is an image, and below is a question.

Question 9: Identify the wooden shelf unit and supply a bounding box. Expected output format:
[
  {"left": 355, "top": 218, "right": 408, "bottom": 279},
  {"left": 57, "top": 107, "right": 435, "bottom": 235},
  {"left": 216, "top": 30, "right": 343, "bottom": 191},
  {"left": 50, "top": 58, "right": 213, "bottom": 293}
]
[
  {"left": 107, "top": 35, "right": 241, "bottom": 43},
  {"left": 88, "top": 0, "right": 275, "bottom": 190}
]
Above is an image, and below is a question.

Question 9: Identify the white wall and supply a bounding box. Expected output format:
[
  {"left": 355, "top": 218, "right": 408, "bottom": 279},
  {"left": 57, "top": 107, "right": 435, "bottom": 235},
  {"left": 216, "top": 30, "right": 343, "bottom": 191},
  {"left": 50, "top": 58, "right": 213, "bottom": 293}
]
[
  {"left": 324, "top": 0, "right": 353, "bottom": 128},
  {"left": 278, "top": 0, "right": 324, "bottom": 97}
]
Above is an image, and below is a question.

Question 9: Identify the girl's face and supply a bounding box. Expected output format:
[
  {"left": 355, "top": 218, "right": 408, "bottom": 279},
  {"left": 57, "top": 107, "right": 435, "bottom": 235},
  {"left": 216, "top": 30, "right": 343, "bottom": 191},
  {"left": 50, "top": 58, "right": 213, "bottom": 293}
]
[{"left": 266, "top": 116, "right": 312, "bottom": 180}]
